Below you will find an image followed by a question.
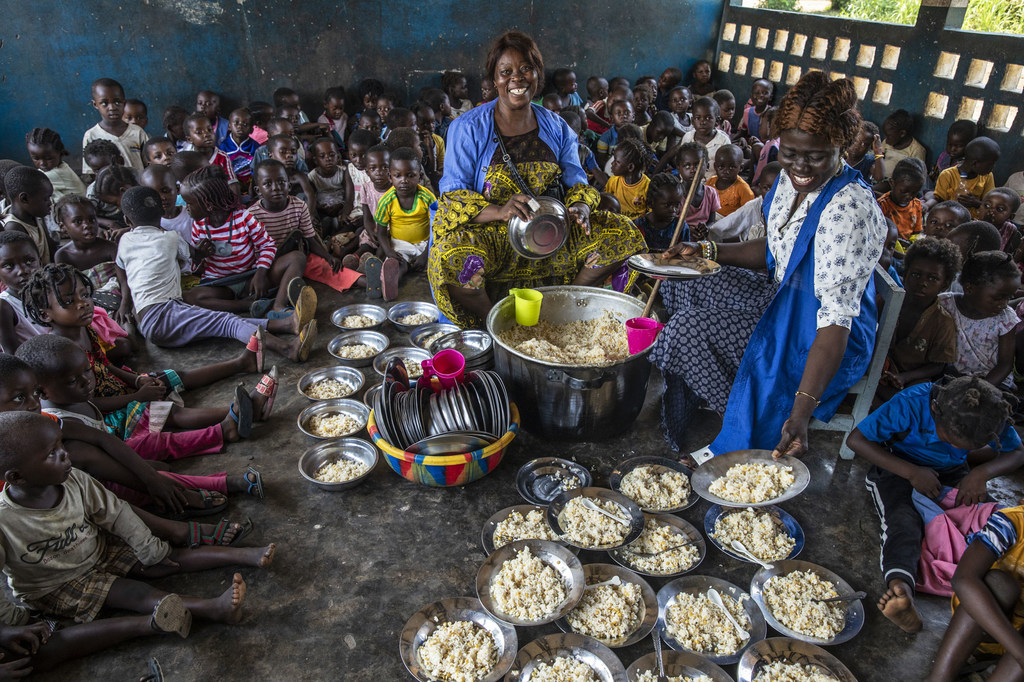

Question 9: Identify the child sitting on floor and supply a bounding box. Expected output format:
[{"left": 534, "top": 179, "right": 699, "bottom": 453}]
[
  {"left": 881, "top": 109, "right": 928, "bottom": 182},
  {"left": 930, "top": 119, "right": 976, "bottom": 184},
  {"left": 849, "top": 376, "right": 1024, "bottom": 633},
  {"left": 923, "top": 200, "right": 973, "bottom": 240},
  {"left": 604, "top": 139, "right": 653, "bottom": 220},
  {"left": 655, "top": 67, "right": 683, "bottom": 111},
  {"left": 632, "top": 84, "right": 654, "bottom": 127},
  {"left": 633, "top": 173, "right": 684, "bottom": 252},
  {"left": 584, "top": 76, "right": 610, "bottom": 133},
  {"left": 341, "top": 143, "right": 392, "bottom": 268},
  {"left": 81, "top": 78, "right": 148, "bottom": 174},
  {"left": 183, "top": 114, "right": 240, "bottom": 197},
  {"left": 736, "top": 79, "right": 774, "bottom": 142},
  {"left": 708, "top": 144, "right": 754, "bottom": 218},
  {"left": 711, "top": 89, "right": 735, "bottom": 136},
  {"left": 162, "top": 105, "right": 189, "bottom": 151},
  {"left": 931, "top": 136, "right": 1000, "bottom": 219},
  {"left": 980, "top": 187, "right": 1022, "bottom": 254},
  {"left": 52, "top": 195, "right": 120, "bottom": 313},
  {"left": 25, "top": 128, "right": 86, "bottom": 202},
  {"left": 673, "top": 142, "right": 719, "bottom": 239},
  {"left": 0, "top": 232, "right": 49, "bottom": 353},
  {"left": 561, "top": 111, "right": 607, "bottom": 189},
  {"left": 0, "top": 410, "right": 274, "bottom": 628},
  {"left": 709, "top": 161, "right": 781, "bottom": 243},
  {"left": 681, "top": 97, "right": 730, "bottom": 174},
  {"left": 319, "top": 86, "right": 348, "bottom": 149},
  {"left": 218, "top": 108, "right": 259, "bottom": 194},
  {"left": 878, "top": 237, "right": 961, "bottom": 400},
  {"left": 122, "top": 98, "right": 148, "bottom": 131},
  {"left": 267, "top": 134, "right": 317, "bottom": 218},
  {"left": 939, "top": 250, "right": 1020, "bottom": 389},
  {"left": 142, "top": 137, "right": 177, "bottom": 167},
  {"left": 307, "top": 138, "right": 351, "bottom": 236},
  {"left": 845, "top": 121, "right": 885, "bottom": 186},
  {"left": 195, "top": 90, "right": 229, "bottom": 146},
  {"left": 665, "top": 86, "right": 693, "bottom": 134},
  {"left": 688, "top": 60, "right": 715, "bottom": 97},
  {"left": 139, "top": 164, "right": 194, "bottom": 263},
  {"left": 442, "top": 70, "right": 474, "bottom": 118},
  {"left": 596, "top": 99, "right": 634, "bottom": 169},
  {"left": 879, "top": 158, "right": 927, "bottom": 242},
  {"left": 89, "top": 165, "right": 139, "bottom": 238},
  {"left": 3, "top": 166, "right": 57, "bottom": 264}
]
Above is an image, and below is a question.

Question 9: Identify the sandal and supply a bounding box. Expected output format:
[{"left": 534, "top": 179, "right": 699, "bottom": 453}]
[
  {"left": 151, "top": 594, "right": 191, "bottom": 638},
  {"left": 187, "top": 517, "right": 254, "bottom": 548},
  {"left": 140, "top": 657, "right": 164, "bottom": 682},
  {"left": 286, "top": 276, "right": 308, "bottom": 308},
  {"left": 381, "top": 257, "right": 400, "bottom": 302},
  {"left": 364, "top": 256, "right": 383, "bottom": 298},
  {"left": 245, "top": 466, "right": 265, "bottom": 500},
  {"left": 297, "top": 319, "right": 317, "bottom": 362},
  {"left": 294, "top": 285, "right": 317, "bottom": 330},
  {"left": 266, "top": 307, "right": 295, "bottom": 320},
  {"left": 249, "top": 298, "right": 274, "bottom": 318},
  {"left": 168, "top": 489, "right": 229, "bottom": 520},
  {"left": 246, "top": 329, "right": 265, "bottom": 374},
  {"left": 255, "top": 365, "right": 279, "bottom": 420},
  {"left": 229, "top": 384, "right": 254, "bottom": 438}
]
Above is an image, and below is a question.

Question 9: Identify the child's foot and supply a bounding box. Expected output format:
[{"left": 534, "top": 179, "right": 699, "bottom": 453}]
[
  {"left": 226, "top": 467, "right": 264, "bottom": 500},
  {"left": 212, "top": 573, "right": 247, "bottom": 624},
  {"left": 288, "top": 320, "right": 317, "bottom": 362},
  {"left": 878, "top": 579, "right": 922, "bottom": 632},
  {"left": 180, "top": 489, "right": 228, "bottom": 515},
  {"left": 358, "top": 251, "right": 373, "bottom": 273},
  {"left": 342, "top": 253, "right": 360, "bottom": 271},
  {"left": 253, "top": 367, "right": 278, "bottom": 421},
  {"left": 241, "top": 330, "right": 264, "bottom": 374},
  {"left": 186, "top": 518, "right": 248, "bottom": 547}
]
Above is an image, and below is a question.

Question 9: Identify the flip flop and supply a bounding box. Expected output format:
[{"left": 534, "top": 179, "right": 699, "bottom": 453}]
[
  {"left": 246, "top": 329, "right": 265, "bottom": 374},
  {"left": 245, "top": 466, "right": 265, "bottom": 501},
  {"left": 294, "top": 285, "right": 317, "bottom": 330},
  {"left": 140, "top": 657, "right": 164, "bottom": 682},
  {"left": 169, "top": 489, "right": 229, "bottom": 520},
  {"left": 229, "top": 384, "right": 254, "bottom": 438},
  {"left": 381, "top": 257, "right": 400, "bottom": 302},
  {"left": 187, "top": 517, "right": 255, "bottom": 548},
  {"left": 266, "top": 307, "right": 295, "bottom": 320},
  {"left": 286, "top": 277, "right": 308, "bottom": 308},
  {"left": 151, "top": 594, "right": 191, "bottom": 638},
  {"left": 364, "top": 256, "right": 383, "bottom": 298},
  {"left": 297, "top": 320, "right": 318, "bottom": 362},
  {"left": 255, "top": 365, "right": 279, "bottom": 420},
  {"left": 249, "top": 298, "right": 274, "bottom": 318}
]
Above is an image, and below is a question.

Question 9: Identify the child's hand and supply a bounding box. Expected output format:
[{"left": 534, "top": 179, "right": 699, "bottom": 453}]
[
  {"left": 249, "top": 269, "right": 270, "bottom": 299},
  {"left": 143, "top": 476, "right": 189, "bottom": 515},
  {"left": 908, "top": 466, "right": 942, "bottom": 498},
  {"left": 955, "top": 470, "right": 990, "bottom": 506},
  {"left": 115, "top": 301, "right": 134, "bottom": 327},
  {"left": 133, "top": 382, "right": 166, "bottom": 402},
  {"left": 691, "top": 222, "right": 709, "bottom": 241},
  {"left": 0, "top": 654, "right": 32, "bottom": 680},
  {"left": 567, "top": 202, "right": 591, "bottom": 236},
  {"left": 957, "top": 193, "right": 982, "bottom": 209},
  {"left": 872, "top": 134, "right": 884, "bottom": 157},
  {"left": 410, "top": 251, "right": 428, "bottom": 272},
  {"left": 195, "top": 239, "right": 215, "bottom": 262},
  {"left": 0, "top": 623, "right": 49, "bottom": 656}
]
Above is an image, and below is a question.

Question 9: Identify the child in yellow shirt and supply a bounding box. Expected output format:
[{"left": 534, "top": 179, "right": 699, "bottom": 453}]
[
  {"left": 603, "top": 139, "right": 652, "bottom": 220},
  {"left": 932, "top": 136, "right": 999, "bottom": 219}
]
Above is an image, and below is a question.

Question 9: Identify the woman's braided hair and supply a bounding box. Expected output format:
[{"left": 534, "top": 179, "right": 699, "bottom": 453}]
[
  {"left": 179, "top": 165, "right": 239, "bottom": 215},
  {"left": 770, "top": 70, "right": 861, "bottom": 149},
  {"left": 931, "top": 376, "right": 1012, "bottom": 449},
  {"left": 25, "top": 128, "right": 67, "bottom": 156},
  {"left": 22, "top": 263, "right": 94, "bottom": 326}
]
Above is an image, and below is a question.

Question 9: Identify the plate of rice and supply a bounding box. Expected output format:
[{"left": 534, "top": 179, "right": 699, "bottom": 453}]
[
  {"left": 610, "top": 456, "right": 696, "bottom": 513},
  {"left": 704, "top": 505, "right": 804, "bottom": 565},
  {"left": 626, "top": 650, "right": 735, "bottom": 682},
  {"left": 547, "top": 487, "right": 645, "bottom": 551},
  {"left": 476, "top": 540, "right": 584, "bottom": 627},
  {"left": 504, "top": 633, "right": 627, "bottom": 681},
  {"left": 399, "top": 596, "right": 518, "bottom": 682},
  {"left": 609, "top": 513, "right": 706, "bottom": 578},
  {"left": 481, "top": 505, "right": 577, "bottom": 556},
  {"left": 691, "top": 450, "right": 810, "bottom": 508},
  {"left": 749, "top": 560, "right": 865, "bottom": 646},
  {"left": 656, "top": 575, "right": 767, "bottom": 665},
  {"left": 554, "top": 563, "right": 657, "bottom": 648},
  {"left": 737, "top": 637, "right": 857, "bottom": 682}
]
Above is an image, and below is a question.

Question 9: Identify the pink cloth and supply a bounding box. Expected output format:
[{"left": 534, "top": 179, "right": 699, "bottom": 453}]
[
  {"left": 251, "top": 126, "right": 268, "bottom": 145},
  {"left": 126, "top": 409, "right": 223, "bottom": 461},
  {"left": 999, "top": 221, "right": 1019, "bottom": 251},
  {"left": 303, "top": 254, "right": 361, "bottom": 293},
  {"left": 105, "top": 470, "right": 228, "bottom": 507},
  {"left": 918, "top": 488, "right": 1000, "bottom": 597},
  {"left": 685, "top": 185, "right": 721, "bottom": 226},
  {"left": 91, "top": 306, "right": 128, "bottom": 348}
]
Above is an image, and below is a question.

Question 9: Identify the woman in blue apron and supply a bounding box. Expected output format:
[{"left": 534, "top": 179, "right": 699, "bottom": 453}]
[{"left": 651, "top": 71, "right": 888, "bottom": 460}]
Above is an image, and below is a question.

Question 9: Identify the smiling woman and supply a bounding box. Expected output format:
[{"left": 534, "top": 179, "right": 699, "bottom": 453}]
[
  {"left": 427, "top": 31, "right": 646, "bottom": 329},
  {"left": 650, "top": 70, "right": 888, "bottom": 460}
]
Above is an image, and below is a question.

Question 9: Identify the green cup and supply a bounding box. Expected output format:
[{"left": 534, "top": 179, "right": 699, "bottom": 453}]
[{"left": 509, "top": 288, "right": 543, "bottom": 326}]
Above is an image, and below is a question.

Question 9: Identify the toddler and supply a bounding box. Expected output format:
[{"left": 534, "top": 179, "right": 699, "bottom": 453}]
[
  {"left": 541, "top": 94, "right": 562, "bottom": 114},
  {"left": 923, "top": 200, "right": 972, "bottom": 239},
  {"left": 666, "top": 86, "right": 694, "bottom": 133},
  {"left": 881, "top": 109, "right": 928, "bottom": 181},
  {"left": 681, "top": 98, "right": 730, "bottom": 174},
  {"left": 82, "top": 139, "right": 124, "bottom": 181},
  {"left": 878, "top": 158, "right": 926, "bottom": 241},
  {"left": 319, "top": 86, "right": 348, "bottom": 148},
  {"left": 307, "top": 138, "right": 350, "bottom": 234},
  {"left": 81, "top": 78, "right": 148, "bottom": 174},
  {"left": 584, "top": 76, "right": 610, "bottom": 133},
  {"left": 373, "top": 148, "right": 435, "bottom": 300},
  {"left": 932, "top": 136, "right": 999, "bottom": 219},
  {"left": 749, "top": 107, "right": 779, "bottom": 184},
  {"left": 930, "top": 119, "right": 976, "bottom": 183},
  {"left": 442, "top": 71, "right": 473, "bottom": 118},
  {"left": 709, "top": 161, "right": 782, "bottom": 243},
  {"left": 268, "top": 135, "right": 317, "bottom": 217},
  {"left": 357, "top": 78, "right": 385, "bottom": 121},
  {"left": 162, "top": 105, "right": 189, "bottom": 151},
  {"left": 673, "top": 142, "right": 719, "bottom": 238},
  {"left": 122, "top": 98, "right": 148, "bottom": 131},
  {"left": 980, "top": 187, "right": 1022, "bottom": 254},
  {"left": 595, "top": 99, "right": 634, "bottom": 169},
  {"left": 849, "top": 376, "right": 1023, "bottom": 633},
  {"left": 218, "top": 108, "right": 259, "bottom": 192},
  {"left": 142, "top": 137, "right": 177, "bottom": 167},
  {"left": 655, "top": 67, "right": 683, "bottom": 110},
  {"left": 552, "top": 69, "right": 584, "bottom": 110},
  {"left": 252, "top": 118, "right": 309, "bottom": 171},
  {"left": 711, "top": 90, "right": 735, "bottom": 136},
  {"left": 183, "top": 114, "right": 240, "bottom": 196},
  {"left": 633, "top": 173, "right": 684, "bottom": 251},
  {"left": 707, "top": 144, "right": 753, "bottom": 217},
  {"left": 414, "top": 103, "right": 447, "bottom": 180},
  {"left": 0, "top": 232, "right": 48, "bottom": 353},
  {"left": 0, "top": 159, "right": 24, "bottom": 214},
  {"left": 24, "top": 128, "right": 86, "bottom": 202},
  {"left": 248, "top": 101, "right": 274, "bottom": 145},
  {"left": 688, "top": 60, "right": 715, "bottom": 97},
  {"left": 342, "top": 129, "right": 376, "bottom": 229},
  {"left": 3, "top": 166, "right": 56, "bottom": 264},
  {"left": 479, "top": 76, "right": 496, "bottom": 104},
  {"left": 561, "top": 111, "right": 606, "bottom": 188},
  {"left": 195, "top": 90, "right": 229, "bottom": 146},
  {"left": 939, "top": 250, "right": 1020, "bottom": 388},
  {"left": 89, "top": 165, "right": 138, "bottom": 235},
  {"left": 604, "top": 139, "right": 653, "bottom": 220},
  {"left": 845, "top": 121, "right": 885, "bottom": 185},
  {"left": 52, "top": 195, "right": 120, "bottom": 312},
  {"left": 632, "top": 84, "right": 654, "bottom": 127},
  {"left": 736, "top": 79, "right": 774, "bottom": 141},
  {"left": 356, "top": 110, "right": 383, "bottom": 140},
  {"left": 376, "top": 94, "right": 395, "bottom": 130},
  {"left": 342, "top": 143, "right": 392, "bottom": 266},
  {"left": 420, "top": 89, "right": 452, "bottom": 140}
]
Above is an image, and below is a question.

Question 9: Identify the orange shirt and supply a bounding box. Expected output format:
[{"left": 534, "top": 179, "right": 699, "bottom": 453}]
[
  {"left": 707, "top": 176, "right": 755, "bottom": 217},
  {"left": 878, "top": 192, "right": 923, "bottom": 240}
]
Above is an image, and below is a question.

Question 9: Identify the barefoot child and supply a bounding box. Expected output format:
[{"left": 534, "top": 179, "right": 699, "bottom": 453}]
[
  {"left": 848, "top": 376, "right": 1024, "bottom": 633},
  {"left": 0, "top": 410, "right": 274, "bottom": 627},
  {"left": 707, "top": 144, "right": 753, "bottom": 217},
  {"left": 53, "top": 195, "right": 120, "bottom": 312},
  {"left": 2, "top": 166, "right": 56, "bottom": 265},
  {"left": 25, "top": 128, "right": 86, "bottom": 202},
  {"left": 373, "top": 147, "right": 435, "bottom": 300},
  {"left": 878, "top": 158, "right": 926, "bottom": 241},
  {"left": 604, "top": 139, "right": 653, "bottom": 220}
]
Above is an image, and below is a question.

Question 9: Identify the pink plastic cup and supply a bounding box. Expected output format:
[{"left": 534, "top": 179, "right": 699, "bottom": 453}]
[
  {"left": 421, "top": 349, "right": 466, "bottom": 390},
  {"left": 625, "top": 317, "right": 665, "bottom": 354}
]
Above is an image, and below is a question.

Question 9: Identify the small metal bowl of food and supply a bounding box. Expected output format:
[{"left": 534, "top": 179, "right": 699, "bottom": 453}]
[
  {"left": 362, "top": 383, "right": 382, "bottom": 410},
  {"left": 298, "top": 438, "right": 377, "bottom": 491},
  {"left": 388, "top": 302, "right": 440, "bottom": 334},
  {"left": 328, "top": 330, "right": 390, "bottom": 368},
  {"left": 297, "top": 366, "right": 365, "bottom": 401},
  {"left": 297, "top": 399, "right": 371, "bottom": 439},
  {"left": 372, "top": 347, "right": 432, "bottom": 381},
  {"left": 410, "top": 322, "right": 460, "bottom": 351},
  {"left": 331, "top": 304, "right": 387, "bottom": 332}
]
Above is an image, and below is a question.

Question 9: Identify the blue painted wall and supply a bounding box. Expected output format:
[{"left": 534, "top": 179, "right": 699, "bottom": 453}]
[{"left": 0, "top": 0, "right": 722, "bottom": 163}]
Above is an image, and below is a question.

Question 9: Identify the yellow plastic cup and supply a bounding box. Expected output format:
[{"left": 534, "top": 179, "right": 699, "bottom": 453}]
[{"left": 510, "top": 288, "right": 543, "bottom": 326}]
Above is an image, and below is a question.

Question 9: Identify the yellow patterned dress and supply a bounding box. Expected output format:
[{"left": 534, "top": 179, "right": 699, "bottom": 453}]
[{"left": 428, "top": 129, "right": 646, "bottom": 329}]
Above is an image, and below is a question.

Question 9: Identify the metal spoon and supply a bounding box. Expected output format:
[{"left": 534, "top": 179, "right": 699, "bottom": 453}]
[
  {"left": 813, "top": 591, "right": 867, "bottom": 603},
  {"left": 580, "top": 498, "right": 629, "bottom": 525},
  {"left": 585, "top": 576, "right": 622, "bottom": 590},
  {"left": 707, "top": 588, "right": 749, "bottom": 640},
  {"left": 625, "top": 538, "right": 698, "bottom": 558},
  {"left": 729, "top": 540, "right": 774, "bottom": 570},
  {"left": 652, "top": 629, "right": 668, "bottom": 682}
]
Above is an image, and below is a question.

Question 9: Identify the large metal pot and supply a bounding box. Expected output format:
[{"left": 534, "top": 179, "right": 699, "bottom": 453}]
[{"left": 486, "top": 286, "right": 655, "bottom": 440}]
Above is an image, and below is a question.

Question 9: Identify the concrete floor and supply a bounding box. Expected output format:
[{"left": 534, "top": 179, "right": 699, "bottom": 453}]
[{"left": 39, "top": 273, "right": 1024, "bottom": 682}]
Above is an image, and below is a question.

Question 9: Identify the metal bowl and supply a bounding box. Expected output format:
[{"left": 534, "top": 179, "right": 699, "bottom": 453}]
[
  {"left": 516, "top": 457, "right": 593, "bottom": 506},
  {"left": 507, "top": 196, "right": 569, "bottom": 260},
  {"left": 388, "top": 301, "right": 440, "bottom": 334},
  {"left": 656, "top": 575, "right": 767, "bottom": 665},
  {"left": 505, "top": 633, "right": 627, "bottom": 681},
  {"left": 704, "top": 505, "right": 804, "bottom": 565},
  {"left": 609, "top": 513, "right": 706, "bottom": 578},
  {"left": 547, "top": 487, "right": 645, "bottom": 551},
  {"left": 749, "top": 560, "right": 865, "bottom": 646},
  {"left": 297, "top": 365, "right": 365, "bottom": 401},
  {"left": 554, "top": 563, "right": 657, "bottom": 649},
  {"left": 372, "top": 346, "right": 432, "bottom": 380},
  {"left": 480, "top": 504, "right": 578, "bottom": 556},
  {"left": 627, "top": 651, "right": 735, "bottom": 682},
  {"left": 328, "top": 330, "right": 390, "bottom": 368},
  {"left": 297, "top": 438, "right": 377, "bottom": 491},
  {"left": 399, "top": 596, "right": 518, "bottom": 682},
  {"left": 362, "top": 383, "right": 382, "bottom": 410},
  {"left": 737, "top": 637, "right": 857, "bottom": 682},
  {"left": 409, "top": 322, "right": 460, "bottom": 351},
  {"left": 690, "top": 450, "right": 811, "bottom": 508},
  {"left": 428, "top": 330, "right": 493, "bottom": 361},
  {"left": 297, "top": 398, "right": 371, "bottom": 439},
  {"left": 609, "top": 455, "right": 697, "bottom": 513},
  {"left": 476, "top": 539, "right": 584, "bottom": 627},
  {"left": 330, "top": 303, "right": 387, "bottom": 332}
]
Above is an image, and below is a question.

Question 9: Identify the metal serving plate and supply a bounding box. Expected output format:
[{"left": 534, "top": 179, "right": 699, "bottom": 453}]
[
  {"left": 627, "top": 253, "right": 721, "bottom": 280},
  {"left": 749, "top": 560, "right": 865, "bottom": 646},
  {"left": 372, "top": 346, "right": 432, "bottom": 380},
  {"left": 516, "top": 457, "right": 593, "bottom": 506},
  {"left": 409, "top": 322, "right": 461, "bottom": 350},
  {"left": 388, "top": 301, "right": 440, "bottom": 334},
  {"left": 626, "top": 650, "right": 735, "bottom": 682},
  {"left": 296, "top": 399, "right": 370, "bottom": 440},
  {"left": 399, "top": 596, "right": 517, "bottom": 682},
  {"left": 476, "top": 540, "right": 584, "bottom": 627},
  {"left": 554, "top": 563, "right": 658, "bottom": 649},
  {"left": 737, "top": 637, "right": 857, "bottom": 682},
  {"left": 690, "top": 450, "right": 811, "bottom": 508},
  {"left": 609, "top": 455, "right": 697, "bottom": 513},
  {"left": 297, "top": 438, "right": 377, "bottom": 491},
  {"left": 297, "top": 365, "right": 365, "bottom": 401},
  {"left": 547, "top": 487, "right": 645, "bottom": 551},
  {"left": 704, "top": 504, "right": 804, "bottom": 565},
  {"left": 505, "top": 632, "right": 627, "bottom": 682},
  {"left": 609, "top": 513, "right": 706, "bottom": 578},
  {"left": 327, "top": 330, "right": 390, "bottom": 368},
  {"left": 330, "top": 303, "right": 387, "bottom": 331},
  {"left": 428, "top": 329, "right": 494, "bottom": 361}
]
